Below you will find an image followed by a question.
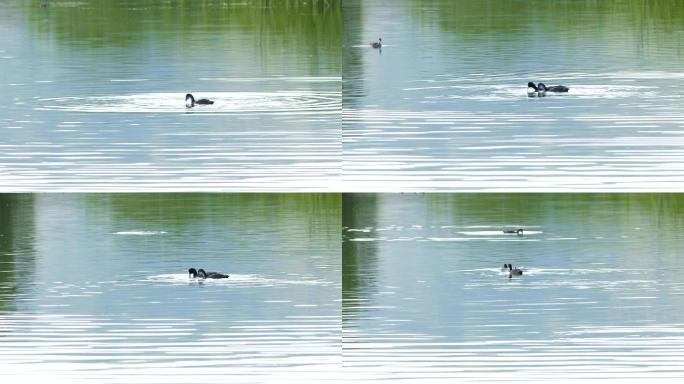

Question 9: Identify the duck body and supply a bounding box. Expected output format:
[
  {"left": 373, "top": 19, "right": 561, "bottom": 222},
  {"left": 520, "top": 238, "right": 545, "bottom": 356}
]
[
  {"left": 185, "top": 93, "right": 214, "bottom": 108},
  {"left": 197, "top": 268, "right": 229, "bottom": 279},
  {"left": 503, "top": 228, "right": 524, "bottom": 236},
  {"left": 538, "top": 83, "right": 569, "bottom": 93},
  {"left": 507, "top": 264, "right": 523, "bottom": 278},
  {"left": 188, "top": 267, "right": 229, "bottom": 279},
  {"left": 371, "top": 38, "right": 382, "bottom": 48}
]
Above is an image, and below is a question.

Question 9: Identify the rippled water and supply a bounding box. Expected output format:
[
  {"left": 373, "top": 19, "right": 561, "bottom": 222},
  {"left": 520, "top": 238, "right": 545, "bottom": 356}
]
[
  {"left": 343, "top": 0, "right": 684, "bottom": 191},
  {"left": 40, "top": 90, "right": 340, "bottom": 114},
  {"left": 0, "top": 194, "right": 341, "bottom": 382},
  {"left": 0, "top": 1, "right": 341, "bottom": 191},
  {"left": 343, "top": 194, "right": 684, "bottom": 382}
]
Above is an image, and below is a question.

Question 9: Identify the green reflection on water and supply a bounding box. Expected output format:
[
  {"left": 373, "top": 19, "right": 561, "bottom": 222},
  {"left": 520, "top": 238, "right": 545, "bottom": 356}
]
[
  {"left": 78, "top": 193, "right": 342, "bottom": 258},
  {"left": 412, "top": 0, "right": 684, "bottom": 38},
  {"left": 81, "top": 193, "right": 339, "bottom": 227},
  {"left": 0, "top": 195, "right": 36, "bottom": 312},
  {"left": 342, "top": 193, "right": 378, "bottom": 321},
  {"left": 345, "top": 194, "right": 684, "bottom": 230},
  {"left": 18, "top": 0, "right": 341, "bottom": 73},
  {"left": 407, "top": 0, "right": 684, "bottom": 66},
  {"left": 342, "top": 0, "right": 364, "bottom": 103},
  {"left": 24, "top": 0, "right": 340, "bottom": 48}
]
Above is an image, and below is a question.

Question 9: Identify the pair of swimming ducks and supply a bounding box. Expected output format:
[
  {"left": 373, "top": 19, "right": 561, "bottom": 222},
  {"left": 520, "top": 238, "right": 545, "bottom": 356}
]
[
  {"left": 502, "top": 263, "right": 523, "bottom": 278},
  {"left": 188, "top": 268, "right": 229, "bottom": 279},
  {"left": 527, "top": 82, "right": 569, "bottom": 97}
]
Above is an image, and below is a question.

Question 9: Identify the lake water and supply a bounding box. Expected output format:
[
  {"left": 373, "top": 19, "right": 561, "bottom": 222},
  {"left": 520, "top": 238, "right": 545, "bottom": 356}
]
[
  {"left": 343, "top": 193, "right": 684, "bottom": 382},
  {"left": 0, "top": 1, "right": 341, "bottom": 191},
  {"left": 343, "top": 0, "right": 684, "bottom": 191},
  {"left": 0, "top": 193, "right": 341, "bottom": 383}
]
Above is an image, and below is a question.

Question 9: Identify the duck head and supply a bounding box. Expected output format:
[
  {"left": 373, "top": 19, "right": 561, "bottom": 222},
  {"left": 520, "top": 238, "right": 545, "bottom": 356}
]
[
  {"left": 185, "top": 93, "right": 195, "bottom": 108},
  {"left": 188, "top": 268, "right": 198, "bottom": 278},
  {"left": 535, "top": 83, "right": 547, "bottom": 97},
  {"left": 197, "top": 268, "right": 207, "bottom": 278}
]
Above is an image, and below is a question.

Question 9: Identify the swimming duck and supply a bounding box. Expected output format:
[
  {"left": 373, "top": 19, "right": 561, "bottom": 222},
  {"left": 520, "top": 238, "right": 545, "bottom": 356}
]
[
  {"left": 508, "top": 264, "right": 523, "bottom": 278},
  {"left": 197, "top": 268, "right": 229, "bottom": 279},
  {"left": 503, "top": 228, "right": 524, "bottom": 236},
  {"left": 371, "top": 38, "right": 382, "bottom": 49},
  {"left": 185, "top": 93, "right": 214, "bottom": 108}
]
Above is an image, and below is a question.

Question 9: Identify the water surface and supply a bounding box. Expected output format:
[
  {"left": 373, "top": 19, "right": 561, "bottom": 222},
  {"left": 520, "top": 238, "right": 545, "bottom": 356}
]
[
  {"left": 343, "top": 0, "right": 684, "bottom": 191},
  {"left": 0, "top": 193, "right": 341, "bottom": 382},
  {"left": 343, "top": 193, "right": 684, "bottom": 382},
  {"left": 0, "top": 0, "right": 341, "bottom": 191}
]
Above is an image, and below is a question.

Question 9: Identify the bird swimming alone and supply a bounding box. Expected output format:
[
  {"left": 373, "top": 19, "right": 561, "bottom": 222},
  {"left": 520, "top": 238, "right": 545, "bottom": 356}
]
[
  {"left": 503, "top": 228, "right": 524, "bottom": 236},
  {"left": 371, "top": 38, "right": 382, "bottom": 49},
  {"left": 185, "top": 93, "right": 214, "bottom": 108},
  {"left": 188, "top": 267, "right": 229, "bottom": 279},
  {"left": 527, "top": 82, "right": 569, "bottom": 97}
]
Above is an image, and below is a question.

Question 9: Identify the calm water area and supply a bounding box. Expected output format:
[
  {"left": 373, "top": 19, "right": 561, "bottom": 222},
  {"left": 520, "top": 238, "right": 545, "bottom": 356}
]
[
  {"left": 0, "top": 0, "right": 341, "bottom": 191},
  {"left": 0, "top": 193, "right": 340, "bottom": 382},
  {"left": 343, "top": 0, "right": 684, "bottom": 191},
  {"left": 3, "top": 1, "right": 684, "bottom": 382},
  {"left": 343, "top": 193, "right": 684, "bottom": 382}
]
